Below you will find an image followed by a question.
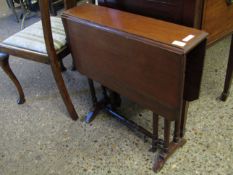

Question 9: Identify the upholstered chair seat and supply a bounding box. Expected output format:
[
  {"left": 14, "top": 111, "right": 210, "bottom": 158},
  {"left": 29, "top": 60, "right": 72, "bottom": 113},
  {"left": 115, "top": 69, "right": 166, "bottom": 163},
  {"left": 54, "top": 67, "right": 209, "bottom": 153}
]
[{"left": 3, "top": 17, "right": 66, "bottom": 54}]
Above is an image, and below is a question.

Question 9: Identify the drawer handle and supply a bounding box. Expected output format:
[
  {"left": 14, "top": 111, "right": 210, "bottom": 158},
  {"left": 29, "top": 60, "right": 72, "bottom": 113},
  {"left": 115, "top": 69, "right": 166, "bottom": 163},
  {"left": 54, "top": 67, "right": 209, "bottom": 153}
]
[{"left": 226, "top": 0, "right": 233, "bottom": 5}]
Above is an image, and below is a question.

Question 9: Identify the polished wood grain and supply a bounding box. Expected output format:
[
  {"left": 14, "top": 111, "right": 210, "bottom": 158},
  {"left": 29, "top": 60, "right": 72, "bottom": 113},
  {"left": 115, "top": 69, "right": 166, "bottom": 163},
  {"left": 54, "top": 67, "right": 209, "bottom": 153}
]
[
  {"left": 64, "top": 4, "right": 207, "bottom": 53},
  {"left": 97, "top": 0, "right": 203, "bottom": 27},
  {"left": 97, "top": 0, "right": 233, "bottom": 45},
  {"left": 202, "top": 0, "right": 233, "bottom": 44},
  {"left": 97, "top": 0, "right": 184, "bottom": 24},
  {"left": 64, "top": 0, "right": 76, "bottom": 10}
]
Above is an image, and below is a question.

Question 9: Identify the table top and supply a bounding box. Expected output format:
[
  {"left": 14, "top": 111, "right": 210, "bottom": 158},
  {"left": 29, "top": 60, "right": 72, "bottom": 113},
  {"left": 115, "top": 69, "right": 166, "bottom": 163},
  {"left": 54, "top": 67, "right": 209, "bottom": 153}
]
[{"left": 62, "top": 4, "right": 208, "bottom": 54}]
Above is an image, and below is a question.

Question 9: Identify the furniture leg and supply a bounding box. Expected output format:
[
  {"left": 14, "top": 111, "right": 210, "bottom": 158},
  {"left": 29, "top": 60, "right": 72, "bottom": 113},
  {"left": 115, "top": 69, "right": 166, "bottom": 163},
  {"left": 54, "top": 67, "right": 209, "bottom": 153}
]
[
  {"left": 88, "top": 78, "right": 97, "bottom": 105},
  {"left": 173, "top": 105, "right": 182, "bottom": 142},
  {"left": 163, "top": 119, "right": 171, "bottom": 153},
  {"left": 19, "top": 0, "right": 26, "bottom": 19},
  {"left": 101, "top": 85, "right": 108, "bottom": 99},
  {"left": 150, "top": 113, "right": 159, "bottom": 152},
  {"left": 109, "top": 90, "right": 121, "bottom": 110},
  {"left": 0, "top": 53, "right": 25, "bottom": 104},
  {"left": 50, "top": 59, "right": 78, "bottom": 120},
  {"left": 85, "top": 98, "right": 108, "bottom": 123},
  {"left": 71, "top": 60, "right": 76, "bottom": 71},
  {"left": 21, "top": 11, "right": 30, "bottom": 29},
  {"left": 59, "top": 59, "right": 67, "bottom": 72},
  {"left": 153, "top": 118, "right": 186, "bottom": 172},
  {"left": 152, "top": 119, "right": 171, "bottom": 172},
  {"left": 220, "top": 34, "right": 233, "bottom": 101},
  {"left": 180, "top": 101, "right": 189, "bottom": 138},
  {"left": 85, "top": 83, "right": 109, "bottom": 123},
  {"left": 152, "top": 101, "right": 189, "bottom": 172},
  {"left": 7, "top": 0, "right": 20, "bottom": 22}
]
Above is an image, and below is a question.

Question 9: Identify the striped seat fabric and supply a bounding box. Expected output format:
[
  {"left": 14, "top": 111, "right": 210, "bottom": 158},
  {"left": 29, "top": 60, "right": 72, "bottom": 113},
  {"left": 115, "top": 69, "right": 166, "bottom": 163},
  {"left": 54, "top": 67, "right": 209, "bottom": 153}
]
[{"left": 3, "top": 17, "right": 66, "bottom": 54}]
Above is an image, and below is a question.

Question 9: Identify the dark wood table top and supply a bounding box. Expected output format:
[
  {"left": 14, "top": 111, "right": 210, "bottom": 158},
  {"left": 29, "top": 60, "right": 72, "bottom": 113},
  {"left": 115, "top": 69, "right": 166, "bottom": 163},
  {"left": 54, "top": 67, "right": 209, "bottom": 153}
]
[{"left": 63, "top": 4, "right": 208, "bottom": 54}]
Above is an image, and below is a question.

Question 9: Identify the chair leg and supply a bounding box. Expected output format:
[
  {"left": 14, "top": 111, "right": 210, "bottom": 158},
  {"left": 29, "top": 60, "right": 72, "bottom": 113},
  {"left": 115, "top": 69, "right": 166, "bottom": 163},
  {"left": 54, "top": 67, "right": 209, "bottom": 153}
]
[
  {"left": 50, "top": 60, "right": 78, "bottom": 120},
  {"left": 0, "top": 53, "right": 25, "bottom": 104}
]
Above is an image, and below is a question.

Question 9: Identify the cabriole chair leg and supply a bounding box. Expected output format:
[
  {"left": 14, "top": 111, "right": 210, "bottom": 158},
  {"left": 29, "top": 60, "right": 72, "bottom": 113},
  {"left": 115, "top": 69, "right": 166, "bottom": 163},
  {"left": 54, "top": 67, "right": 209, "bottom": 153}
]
[{"left": 0, "top": 52, "right": 25, "bottom": 104}]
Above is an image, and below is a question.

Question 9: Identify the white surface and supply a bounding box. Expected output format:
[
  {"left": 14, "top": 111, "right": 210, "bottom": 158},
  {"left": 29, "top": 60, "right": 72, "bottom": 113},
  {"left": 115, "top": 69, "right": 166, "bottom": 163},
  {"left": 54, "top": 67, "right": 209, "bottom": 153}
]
[{"left": 172, "top": 40, "right": 186, "bottom": 47}]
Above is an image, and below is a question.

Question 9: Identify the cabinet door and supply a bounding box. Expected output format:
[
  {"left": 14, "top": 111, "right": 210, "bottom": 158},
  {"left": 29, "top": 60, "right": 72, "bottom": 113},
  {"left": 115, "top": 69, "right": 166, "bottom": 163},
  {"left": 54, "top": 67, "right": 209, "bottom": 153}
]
[{"left": 98, "top": 0, "right": 184, "bottom": 24}]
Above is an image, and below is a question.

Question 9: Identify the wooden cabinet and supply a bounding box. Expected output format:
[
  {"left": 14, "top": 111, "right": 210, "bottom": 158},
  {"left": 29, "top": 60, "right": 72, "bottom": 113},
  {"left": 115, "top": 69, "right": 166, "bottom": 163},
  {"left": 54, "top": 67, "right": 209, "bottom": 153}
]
[
  {"left": 98, "top": 0, "right": 233, "bottom": 45},
  {"left": 97, "top": 0, "right": 184, "bottom": 24},
  {"left": 202, "top": 0, "right": 233, "bottom": 44}
]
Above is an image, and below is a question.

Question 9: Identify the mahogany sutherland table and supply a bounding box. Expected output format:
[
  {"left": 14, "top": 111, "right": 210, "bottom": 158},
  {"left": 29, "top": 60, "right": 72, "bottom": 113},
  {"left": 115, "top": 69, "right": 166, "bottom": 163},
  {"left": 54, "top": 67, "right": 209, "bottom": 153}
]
[{"left": 62, "top": 4, "right": 208, "bottom": 172}]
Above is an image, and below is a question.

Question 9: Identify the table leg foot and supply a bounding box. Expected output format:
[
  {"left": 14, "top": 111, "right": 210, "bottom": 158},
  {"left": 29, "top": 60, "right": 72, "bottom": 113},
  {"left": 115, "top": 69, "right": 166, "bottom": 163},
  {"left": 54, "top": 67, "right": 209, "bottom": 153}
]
[
  {"left": 153, "top": 153, "right": 165, "bottom": 173},
  {"left": 85, "top": 99, "right": 108, "bottom": 123},
  {"left": 17, "top": 96, "right": 25, "bottom": 104},
  {"left": 153, "top": 139, "right": 186, "bottom": 172},
  {"left": 219, "top": 92, "right": 229, "bottom": 101}
]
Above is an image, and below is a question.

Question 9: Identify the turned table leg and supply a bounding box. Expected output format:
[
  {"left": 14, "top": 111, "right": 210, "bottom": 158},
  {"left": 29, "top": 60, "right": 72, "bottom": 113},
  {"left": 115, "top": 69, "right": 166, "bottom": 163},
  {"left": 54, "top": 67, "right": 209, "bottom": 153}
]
[
  {"left": 220, "top": 34, "right": 233, "bottom": 101},
  {"left": 153, "top": 101, "right": 188, "bottom": 172},
  {"left": 88, "top": 78, "right": 97, "bottom": 105},
  {"left": 164, "top": 119, "right": 171, "bottom": 154},
  {"left": 180, "top": 101, "right": 189, "bottom": 138},
  {"left": 0, "top": 53, "right": 25, "bottom": 104},
  {"left": 109, "top": 90, "right": 121, "bottom": 110},
  {"left": 150, "top": 113, "right": 159, "bottom": 152}
]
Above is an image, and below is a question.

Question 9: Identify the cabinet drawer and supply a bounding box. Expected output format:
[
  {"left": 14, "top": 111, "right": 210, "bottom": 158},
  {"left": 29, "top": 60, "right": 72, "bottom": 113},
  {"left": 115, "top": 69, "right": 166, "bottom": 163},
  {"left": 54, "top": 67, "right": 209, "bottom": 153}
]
[{"left": 98, "top": 0, "right": 184, "bottom": 23}]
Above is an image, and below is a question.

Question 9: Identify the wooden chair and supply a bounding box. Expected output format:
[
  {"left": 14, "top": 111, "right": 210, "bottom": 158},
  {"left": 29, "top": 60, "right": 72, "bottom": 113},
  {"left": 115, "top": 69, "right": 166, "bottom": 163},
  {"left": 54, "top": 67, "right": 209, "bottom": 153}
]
[{"left": 0, "top": 0, "right": 79, "bottom": 120}]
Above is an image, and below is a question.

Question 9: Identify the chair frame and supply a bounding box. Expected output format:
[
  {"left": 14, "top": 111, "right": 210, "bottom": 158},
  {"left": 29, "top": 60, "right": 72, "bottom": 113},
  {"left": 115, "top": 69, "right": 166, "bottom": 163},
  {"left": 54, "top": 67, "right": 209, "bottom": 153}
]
[{"left": 0, "top": 0, "right": 78, "bottom": 120}]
